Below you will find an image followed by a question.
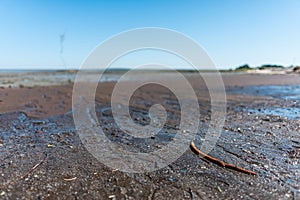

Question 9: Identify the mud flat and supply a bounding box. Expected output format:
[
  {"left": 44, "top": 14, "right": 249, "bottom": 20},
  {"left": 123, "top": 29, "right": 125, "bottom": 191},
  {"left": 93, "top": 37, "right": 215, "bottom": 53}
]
[{"left": 0, "top": 71, "right": 299, "bottom": 199}]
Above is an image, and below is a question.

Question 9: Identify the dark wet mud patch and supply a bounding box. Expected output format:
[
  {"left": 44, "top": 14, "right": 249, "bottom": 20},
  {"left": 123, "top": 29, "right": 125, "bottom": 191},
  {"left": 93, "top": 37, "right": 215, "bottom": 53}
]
[
  {"left": 1, "top": 103, "right": 299, "bottom": 199},
  {"left": 97, "top": 104, "right": 181, "bottom": 154},
  {"left": 225, "top": 103, "right": 300, "bottom": 196}
]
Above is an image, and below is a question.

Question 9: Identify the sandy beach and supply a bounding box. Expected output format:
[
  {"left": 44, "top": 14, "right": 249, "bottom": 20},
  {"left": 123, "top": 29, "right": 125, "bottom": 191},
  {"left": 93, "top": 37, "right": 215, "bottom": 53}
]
[{"left": 0, "top": 71, "right": 299, "bottom": 199}]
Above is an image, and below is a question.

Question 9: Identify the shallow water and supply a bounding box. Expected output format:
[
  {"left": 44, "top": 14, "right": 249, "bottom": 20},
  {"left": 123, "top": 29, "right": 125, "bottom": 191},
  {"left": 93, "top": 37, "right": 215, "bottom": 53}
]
[
  {"left": 248, "top": 107, "right": 300, "bottom": 120},
  {"left": 229, "top": 84, "right": 300, "bottom": 102},
  {"left": 229, "top": 84, "right": 300, "bottom": 119}
]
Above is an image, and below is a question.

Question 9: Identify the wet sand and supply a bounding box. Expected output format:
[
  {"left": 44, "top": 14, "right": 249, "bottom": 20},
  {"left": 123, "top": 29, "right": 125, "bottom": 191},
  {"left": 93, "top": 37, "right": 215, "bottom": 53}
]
[{"left": 0, "top": 72, "right": 299, "bottom": 199}]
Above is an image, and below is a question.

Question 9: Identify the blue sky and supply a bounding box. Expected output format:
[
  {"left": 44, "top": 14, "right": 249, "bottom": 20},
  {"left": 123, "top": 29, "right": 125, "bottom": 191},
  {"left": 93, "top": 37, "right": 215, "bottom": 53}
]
[{"left": 0, "top": 0, "right": 299, "bottom": 69}]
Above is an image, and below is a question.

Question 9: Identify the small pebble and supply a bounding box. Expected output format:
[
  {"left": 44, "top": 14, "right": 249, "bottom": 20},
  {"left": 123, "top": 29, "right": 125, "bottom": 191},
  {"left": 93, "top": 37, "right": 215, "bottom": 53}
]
[
  {"left": 264, "top": 165, "right": 269, "bottom": 169},
  {"left": 243, "top": 149, "right": 251, "bottom": 154}
]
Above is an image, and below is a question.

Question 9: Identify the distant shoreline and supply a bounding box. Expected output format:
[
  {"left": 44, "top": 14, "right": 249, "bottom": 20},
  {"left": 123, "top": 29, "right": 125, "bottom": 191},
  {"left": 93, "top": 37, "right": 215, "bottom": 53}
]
[
  {"left": 0, "top": 70, "right": 299, "bottom": 89},
  {"left": 1, "top": 65, "right": 299, "bottom": 75}
]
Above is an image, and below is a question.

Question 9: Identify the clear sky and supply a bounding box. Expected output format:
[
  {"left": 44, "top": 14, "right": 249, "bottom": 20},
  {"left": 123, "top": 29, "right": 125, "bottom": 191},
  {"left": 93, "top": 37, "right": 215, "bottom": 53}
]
[{"left": 0, "top": 0, "right": 299, "bottom": 69}]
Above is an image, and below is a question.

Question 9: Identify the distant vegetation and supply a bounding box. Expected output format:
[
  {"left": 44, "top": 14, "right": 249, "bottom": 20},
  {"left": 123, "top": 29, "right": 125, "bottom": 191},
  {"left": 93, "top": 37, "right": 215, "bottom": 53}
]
[
  {"left": 235, "top": 64, "right": 252, "bottom": 71},
  {"left": 293, "top": 66, "right": 300, "bottom": 72},
  {"left": 258, "top": 64, "right": 284, "bottom": 70},
  {"left": 234, "top": 64, "right": 285, "bottom": 71}
]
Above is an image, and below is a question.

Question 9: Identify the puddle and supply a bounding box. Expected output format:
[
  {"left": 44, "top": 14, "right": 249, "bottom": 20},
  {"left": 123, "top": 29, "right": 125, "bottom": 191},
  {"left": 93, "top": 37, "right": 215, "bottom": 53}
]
[
  {"left": 229, "top": 85, "right": 300, "bottom": 101},
  {"left": 229, "top": 85, "right": 300, "bottom": 119},
  {"left": 248, "top": 107, "right": 300, "bottom": 120}
]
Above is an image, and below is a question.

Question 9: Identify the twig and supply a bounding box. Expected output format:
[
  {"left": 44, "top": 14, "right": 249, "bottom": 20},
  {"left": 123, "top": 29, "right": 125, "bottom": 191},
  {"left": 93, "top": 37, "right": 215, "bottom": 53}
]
[
  {"left": 63, "top": 177, "right": 77, "bottom": 181},
  {"left": 0, "top": 155, "right": 46, "bottom": 189},
  {"left": 190, "top": 141, "right": 225, "bottom": 167},
  {"left": 20, "top": 157, "right": 45, "bottom": 179},
  {"left": 190, "top": 141, "right": 256, "bottom": 175}
]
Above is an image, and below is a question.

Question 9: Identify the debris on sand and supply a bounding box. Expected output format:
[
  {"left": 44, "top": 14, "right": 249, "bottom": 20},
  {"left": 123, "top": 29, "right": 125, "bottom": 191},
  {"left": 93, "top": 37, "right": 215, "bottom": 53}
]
[{"left": 190, "top": 141, "right": 257, "bottom": 175}]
